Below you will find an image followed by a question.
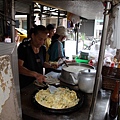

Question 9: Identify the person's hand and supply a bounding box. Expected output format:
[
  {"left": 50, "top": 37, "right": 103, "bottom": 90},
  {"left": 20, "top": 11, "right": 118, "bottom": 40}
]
[
  {"left": 71, "top": 59, "right": 76, "bottom": 62},
  {"left": 51, "top": 63, "right": 59, "bottom": 69},
  {"left": 50, "top": 62, "right": 59, "bottom": 69},
  {"left": 34, "top": 72, "right": 46, "bottom": 83}
]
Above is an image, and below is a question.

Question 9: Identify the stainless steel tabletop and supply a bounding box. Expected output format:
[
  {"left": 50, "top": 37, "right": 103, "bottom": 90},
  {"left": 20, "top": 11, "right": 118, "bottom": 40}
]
[{"left": 21, "top": 72, "right": 111, "bottom": 120}]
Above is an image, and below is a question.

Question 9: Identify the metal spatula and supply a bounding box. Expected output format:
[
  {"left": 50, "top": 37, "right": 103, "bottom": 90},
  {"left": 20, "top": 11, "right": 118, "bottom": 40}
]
[{"left": 43, "top": 82, "right": 57, "bottom": 94}]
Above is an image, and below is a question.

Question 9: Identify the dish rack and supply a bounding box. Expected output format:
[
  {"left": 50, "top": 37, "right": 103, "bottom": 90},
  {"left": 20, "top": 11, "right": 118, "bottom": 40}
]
[{"left": 102, "top": 66, "right": 120, "bottom": 91}]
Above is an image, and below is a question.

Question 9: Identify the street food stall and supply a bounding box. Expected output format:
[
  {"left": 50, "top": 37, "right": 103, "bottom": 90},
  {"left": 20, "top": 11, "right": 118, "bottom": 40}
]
[
  {"left": 1, "top": 0, "right": 120, "bottom": 120},
  {"left": 21, "top": 71, "right": 110, "bottom": 120}
]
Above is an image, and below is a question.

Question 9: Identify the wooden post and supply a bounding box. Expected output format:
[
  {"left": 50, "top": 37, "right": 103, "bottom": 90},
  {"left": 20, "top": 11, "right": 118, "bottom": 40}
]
[{"left": 57, "top": 10, "right": 60, "bottom": 26}]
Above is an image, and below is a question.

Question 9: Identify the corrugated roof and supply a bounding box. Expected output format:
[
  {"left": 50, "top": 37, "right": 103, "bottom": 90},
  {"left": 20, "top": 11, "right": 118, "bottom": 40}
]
[{"left": 34, "top": 0, "right": 104, "bottom": 19}]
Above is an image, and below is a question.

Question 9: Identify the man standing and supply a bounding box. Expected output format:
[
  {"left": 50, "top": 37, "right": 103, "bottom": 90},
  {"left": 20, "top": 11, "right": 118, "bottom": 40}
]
[{"left": 45, "top": 24, "right": 56, "bottom": 62}]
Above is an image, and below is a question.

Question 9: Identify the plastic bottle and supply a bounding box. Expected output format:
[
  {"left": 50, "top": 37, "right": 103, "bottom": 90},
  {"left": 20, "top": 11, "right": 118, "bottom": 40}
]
[{"left": 109, "top": 81, "right": 119, "bottom": 119}]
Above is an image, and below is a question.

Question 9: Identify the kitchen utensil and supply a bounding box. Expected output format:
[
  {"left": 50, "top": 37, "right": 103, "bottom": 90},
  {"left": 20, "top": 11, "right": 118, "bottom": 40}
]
[
  {"left": 77, "top": 69, "right": 97, "bottom": 93},
  {"left": 63, "top": 61, "right": 69, "bottom": 67},
  {"left": 32, "top": 87, "right": 84, "bottom": 114},
  {"left": 34, "top": 80, "right": 46, "bottom": 87},
  {"left": 43, "top": 82, "right": 57, "bottom": 94},
  {"left": 70, "top": 69, "right": 101, "bottom": 93},
  {"left": 59, "top": 63, "right": 94, "bottom": 85}
]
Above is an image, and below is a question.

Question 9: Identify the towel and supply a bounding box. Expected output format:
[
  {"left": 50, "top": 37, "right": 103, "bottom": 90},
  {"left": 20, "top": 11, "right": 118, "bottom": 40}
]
[{"left": 106, "top": 4, "right": 120, "bottom": 49}]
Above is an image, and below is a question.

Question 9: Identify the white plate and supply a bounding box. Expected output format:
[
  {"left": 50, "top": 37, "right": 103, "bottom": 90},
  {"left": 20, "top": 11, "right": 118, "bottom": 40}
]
[{"left": 45, "top": 76, "right": 60, "bottom": 85}]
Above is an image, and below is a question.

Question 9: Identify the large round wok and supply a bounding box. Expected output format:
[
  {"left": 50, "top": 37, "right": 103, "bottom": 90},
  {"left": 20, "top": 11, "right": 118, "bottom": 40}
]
[{"left": 32, "top": 86, "right": 84, "bottom": 114}]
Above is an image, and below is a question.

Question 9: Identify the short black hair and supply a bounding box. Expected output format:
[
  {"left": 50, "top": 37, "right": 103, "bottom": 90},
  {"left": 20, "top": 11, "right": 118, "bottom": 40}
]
[
  {"left": 28, "top": 28, "right": 34, "bottom": 38},
  {"left": 33, "top": 25, "right": 48, "bottom": 35},
  {"left": 46, "top": 24, "right": 55, "bottom": 31}
]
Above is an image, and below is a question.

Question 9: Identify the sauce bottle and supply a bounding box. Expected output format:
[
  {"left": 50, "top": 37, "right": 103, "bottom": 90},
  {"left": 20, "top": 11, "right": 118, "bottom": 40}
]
[
  {"left": 109, "top": 81, "right": 119, "bottom": 119},
  {"left": 116, "top": 62, "right": 120, "bottom": 78},
  {"left": 118, "top": 62, "right": 120, "bottom": 68}
]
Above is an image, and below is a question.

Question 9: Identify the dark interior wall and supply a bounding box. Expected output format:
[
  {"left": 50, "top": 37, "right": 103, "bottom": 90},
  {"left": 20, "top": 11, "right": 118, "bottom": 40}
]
[
  {"left": 0, "top": 0, "right": 3, "bottom": 11},
  {"left": 0, "top": 0, "right": 32, "bottom": 39},
  {"left": 80, "top": 19, "right": 95, "bottom": 36},
  {"left": 15, "top": 0, "right": 33, "bottom": 33}
]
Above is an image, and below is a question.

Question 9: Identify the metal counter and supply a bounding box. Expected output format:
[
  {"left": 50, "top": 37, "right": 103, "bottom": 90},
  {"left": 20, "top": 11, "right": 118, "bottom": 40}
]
[{"left": 21, "top": 72, "right": 111, "bottom": 120}]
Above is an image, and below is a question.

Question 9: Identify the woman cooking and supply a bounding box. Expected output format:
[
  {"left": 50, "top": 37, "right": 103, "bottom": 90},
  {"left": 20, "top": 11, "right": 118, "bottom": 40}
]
[{"left": 18, "top": 25, "right": 57, "bottom": 89}]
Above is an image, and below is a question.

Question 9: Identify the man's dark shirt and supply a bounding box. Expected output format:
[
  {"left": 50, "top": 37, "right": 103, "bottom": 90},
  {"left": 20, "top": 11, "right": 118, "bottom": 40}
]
[{"left": 18, "top": 41, "right": 46, "bottom": 89}]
